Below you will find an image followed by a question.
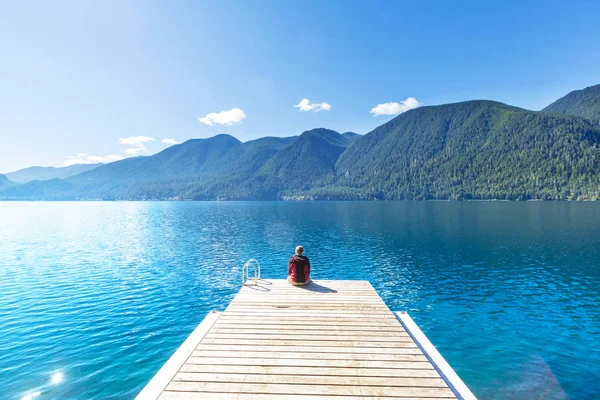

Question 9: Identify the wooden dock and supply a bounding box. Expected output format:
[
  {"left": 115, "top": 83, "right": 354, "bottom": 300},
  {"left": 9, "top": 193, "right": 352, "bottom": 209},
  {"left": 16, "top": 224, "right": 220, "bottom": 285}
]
[{"left": 137, "top": 279, "right": 476, "bottom": 399}]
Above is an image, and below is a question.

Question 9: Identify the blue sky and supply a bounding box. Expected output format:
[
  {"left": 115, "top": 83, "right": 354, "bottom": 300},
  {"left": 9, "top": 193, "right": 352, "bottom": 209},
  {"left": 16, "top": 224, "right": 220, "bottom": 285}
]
[{"left": 1, "top": 0, "right": 600, "bottom": 173}]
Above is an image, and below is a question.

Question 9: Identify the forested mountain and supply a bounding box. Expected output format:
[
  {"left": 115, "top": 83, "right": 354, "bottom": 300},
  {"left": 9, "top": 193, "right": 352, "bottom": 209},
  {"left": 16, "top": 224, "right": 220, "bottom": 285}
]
[
  {"left": 256, "top": 128, "right": 354, "bottom": 194},
  {"left": 332, "top": 100, "right": 600, "bottom": 200},
  {"left": 1, "top": 178, "right": 74, "bottom": 200},
  {"left": 0, "top": 174, "right": 15, "bottom": 188},
  {"left": 70, "top": 134, "right": 241, "bottom": 185},
  {"left": 65, "top": 134, "right": 297, "bottom": 199},
  {"left": 2, "top": 85, "right": 600, "bottom": 201},
  {"left": 341, "top": 132, "right": 361, "bottom": 142},
  {"left": 5, "top": 163, "right": 101, "bottom": 184},
  {"left": 543, "top": 84, "right": 600, "bottom": 123}
]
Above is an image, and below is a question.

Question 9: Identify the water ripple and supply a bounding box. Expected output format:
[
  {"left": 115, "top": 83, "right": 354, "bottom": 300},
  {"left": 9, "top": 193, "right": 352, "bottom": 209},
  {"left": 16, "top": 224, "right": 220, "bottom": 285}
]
[{"left": 0, "top": 201, "right": 599, "bottom": 399}]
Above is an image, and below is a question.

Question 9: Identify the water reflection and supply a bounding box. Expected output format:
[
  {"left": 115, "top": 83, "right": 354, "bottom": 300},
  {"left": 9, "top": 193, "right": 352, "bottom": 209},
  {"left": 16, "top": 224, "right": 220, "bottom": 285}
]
[{"left": 0, "top": 201, "right": 598, "bottom": 399}]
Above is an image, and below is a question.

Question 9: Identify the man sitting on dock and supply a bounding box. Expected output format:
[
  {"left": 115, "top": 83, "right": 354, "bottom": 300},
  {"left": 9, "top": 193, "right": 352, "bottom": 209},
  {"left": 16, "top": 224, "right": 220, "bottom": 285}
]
[{"left": 288, "top": 245, "right": 311, "bottom": 286}]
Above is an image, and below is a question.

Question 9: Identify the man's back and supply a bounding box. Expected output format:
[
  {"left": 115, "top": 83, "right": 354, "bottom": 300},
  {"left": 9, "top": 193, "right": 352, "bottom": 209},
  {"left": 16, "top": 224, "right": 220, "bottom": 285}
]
[{"left": 288, "top": 254, "right": 310, "bottom": 286}]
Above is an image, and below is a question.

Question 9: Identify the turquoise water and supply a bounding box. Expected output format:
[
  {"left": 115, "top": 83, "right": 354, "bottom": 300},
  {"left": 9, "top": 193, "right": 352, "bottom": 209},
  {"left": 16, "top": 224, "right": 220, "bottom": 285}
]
[{"left": 0, "top": 202, "right": 599, "bottom": 399}]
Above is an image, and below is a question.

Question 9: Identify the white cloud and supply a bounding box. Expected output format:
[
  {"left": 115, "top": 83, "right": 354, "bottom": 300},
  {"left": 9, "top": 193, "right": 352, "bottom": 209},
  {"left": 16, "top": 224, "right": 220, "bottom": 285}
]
[
  {"left": 118, "top": 136, "right": 155, "bottom": 145},
  {"left": 118, "top": 136, "right": 155, "bottom": 154},
  {"left": 162, "top": 138, "right": 178, "bottom": 145},
  {"left": 64, "top": 153, "right": 124, "bottom": 166},
  {"left": 63, "top": 136, "right": 157, "bottom": 167},
  {"left": 199, "top": 108, "right": 246, "bottom": 126},
  {"left": 123, "top": 147, "right": 144, "bottom": 155},
  {"left": 294, "top": 98, "right": 331, "bottom": 112},
  {"left": 370, "top": 97, "right": 421, "bottom": 116}
]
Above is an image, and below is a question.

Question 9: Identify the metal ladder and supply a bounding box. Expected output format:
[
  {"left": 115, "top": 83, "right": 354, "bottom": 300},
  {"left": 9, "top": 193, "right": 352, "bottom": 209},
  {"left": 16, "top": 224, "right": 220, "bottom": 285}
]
[{"left": 242, "top": 258, "right": 261, "bottom": 286}]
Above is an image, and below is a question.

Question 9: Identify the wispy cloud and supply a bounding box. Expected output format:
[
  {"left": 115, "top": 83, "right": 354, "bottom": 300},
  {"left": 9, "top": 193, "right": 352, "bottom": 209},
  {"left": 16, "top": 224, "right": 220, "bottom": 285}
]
[
  {"left": 64, "top": 153, "right": 124, "bottom": 166},
  {"left": 370, "top": 97, "right": 421, "bottom": 116},
  {"left": 63, "top": 136, "right": 157, "bottom": 167},
  {"left": 119, "top": 136, "right": 155, "bottom": 154},
  {"left": 199, "top": 108, "right": 246, "bottom": 126},
  {"left": 123, "top": 147, "right": 144, "bottom": 155},
  {"left": 162, "top": 138, "right": 178, "bottom": 145},
  {"left": 295, "top": 98, "right": 331, "bottom": 112},
  {"left": 119, "top": 136, "right": 155, "bottom": 145}
]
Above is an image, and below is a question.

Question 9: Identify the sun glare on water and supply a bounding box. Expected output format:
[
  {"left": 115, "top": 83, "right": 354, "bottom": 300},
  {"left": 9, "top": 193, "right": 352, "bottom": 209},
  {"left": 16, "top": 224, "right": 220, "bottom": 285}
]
[
  {"left": 20, "top": 371, "right": 64, "bottom": 400},
  {"left": 21, "top": 392, "right": 41, "bottom": 400},
  {"left": 50, "top": 371, "right": 64, "bottom": 385}
]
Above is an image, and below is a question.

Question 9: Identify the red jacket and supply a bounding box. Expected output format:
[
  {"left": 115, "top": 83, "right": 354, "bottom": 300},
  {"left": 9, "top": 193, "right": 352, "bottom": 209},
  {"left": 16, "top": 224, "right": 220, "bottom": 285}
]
[{"left": 288, "top": 255, "right": 310, "bottom": 284}]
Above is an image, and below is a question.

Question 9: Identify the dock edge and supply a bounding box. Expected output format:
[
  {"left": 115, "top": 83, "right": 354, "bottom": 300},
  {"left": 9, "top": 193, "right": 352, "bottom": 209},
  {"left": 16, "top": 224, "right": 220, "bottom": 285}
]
[
  {"left": 136, "top": 310, "right": 221, "bottom": 400},
  {"left": 394, "top": 311, "right": 477, "bottom": 400}
]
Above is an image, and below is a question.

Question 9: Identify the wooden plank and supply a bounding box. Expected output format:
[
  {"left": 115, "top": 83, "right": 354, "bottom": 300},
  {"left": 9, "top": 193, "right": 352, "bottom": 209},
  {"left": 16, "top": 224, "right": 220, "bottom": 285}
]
[
  {"left": 209, "top": 327, "right": 409, "bottom": 335},
  {"left": 243, "top": 284, "right": 375, "bottom": 289},
  {"left": 239, "top": 288, "right": 378, "bottom": 294},
  {"left": 237, "top": 294, "right": 381, "bottom": 297},
  {"left": 232, "top": 296, "right": 385, "bottom": 302},
  {"left": 214, "top": 321, "right": 401, "bottom": 328},
  {"left": 239, "top": 291, "right": 384, "bottom": 296},
  {"left": 179, "top": 363, "right": 441, "bottom": 378},
  {"left": 240, "top": 284, "right": 376, "bottom": 289},
  {"left": 160, "top": 391, "right": 450, "bottom": 400},
  {"left": 221, "top": 311, "right": 396, "bottom": 318},
  {"left": 214, "top": 322, "right": 403, "bottom": 329},
  {"left": 195, "top": 344, "right": 424, "bottom": 354},
  {"left": 204, "top": 333, "right": 414, "bottom": 342},
  {"left": 243, "top": 289, "right": 377, "bottom": 292},
  {"left": 199, "top": 338, "right": 417, "bottom": 348},
  {"left": 225, "top": 309, "right": 392, "bottom": 314},
  {"left": 165, "top": 381, "right": 456, "bottom": 397},
  {"left": 211, "top": 323, "right": 406, "bottom": 331},
  {"left": 173, "top": 372, "right": 448, "bottom": 387},
  {"left": 241, "top": 285, "right": 378, "bottom": 290},
  {"left": 216, "top": 316, "right": 401, "bottom": 324},
  {"left": 232, "top": 295, "right": 384, "bottom": 300},
  {"left": 189, "top": 350, "right": 426, "bottom": 361},
  {"left": 230, "top": 302, "right": 386, "bottom": 306},
  {"left": 256, "top": 279, "right": 372, "bottom": 286},
  {"left": 227, "top": 305, "right": 391, "bottom": 310},
  {"left": 185, "top": 357, "right": 434, "bottom": 370},
  {"left": 226, "top": 308, "right": 393, "bottom": 313},
  {"left": 235, "top": 291, "right": 384, "bottom": 296},
  {"left": 235, "top": 292, "right": 384, "bottom": 297}
]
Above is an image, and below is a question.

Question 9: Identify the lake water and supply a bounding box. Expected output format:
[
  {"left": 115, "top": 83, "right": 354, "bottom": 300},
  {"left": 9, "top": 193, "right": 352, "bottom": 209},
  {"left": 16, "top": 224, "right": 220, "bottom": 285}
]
[{"left": 0, "top": 201, "right": 598, "bottom": 399}]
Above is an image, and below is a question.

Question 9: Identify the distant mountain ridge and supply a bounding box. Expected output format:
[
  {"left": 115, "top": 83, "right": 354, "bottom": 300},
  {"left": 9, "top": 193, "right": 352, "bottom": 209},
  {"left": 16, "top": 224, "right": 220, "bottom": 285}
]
[
  {"left": 65, "top": 134, "right": 300, "bottom": 200},
  {"left": 6, "top": 163, "right": 101, "bottom": 184},
  {"left": 543, "top": 84, "right": 600, "bottom": 123},
  {"left": 341, "top": 132, "right": 361, "bottom": 142},
  {"left": 2, "top": 83, "right": 600, "bottom": 201},
  {"left": 0, "top": 174, "right": 15, "bottom": 188}
]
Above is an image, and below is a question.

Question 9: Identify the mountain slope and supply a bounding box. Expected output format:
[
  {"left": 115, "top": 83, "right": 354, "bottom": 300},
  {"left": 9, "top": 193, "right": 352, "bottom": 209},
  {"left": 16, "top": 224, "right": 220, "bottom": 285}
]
[
  {"left": 69, "top": 134, "right": 241, "bottom": 186},
  {"left": 341, "top": 132, "right": 361, "bottom": 143},
  {"left": 65, "top": 134, "right": 242, "bottom": 198},
  {"left": 542, "top": 84, "right": 600, "bottom": 123},
  {"left": 0, "top": 178, "right": 74, "bottom": 200},
  {"left": 257, "top": 128, "right": 353, "bottom": 193},
  {"left": 0, "top": 174, "right": 15, "bottom": 189},
  {"left": 64, "top": 134, "right": 297, "bottom": 200},
  {"left": 159, "top": 135, "right": 298, "bottom": 200},
  {"left": 195, "top": 136, "right": 297, "bottom": 199},
  {"left": 333, "top": 100, "right": 600, "bottom": 200},
  {"left": 5, "top": 164, "right": 101, "bottom": 183}
]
